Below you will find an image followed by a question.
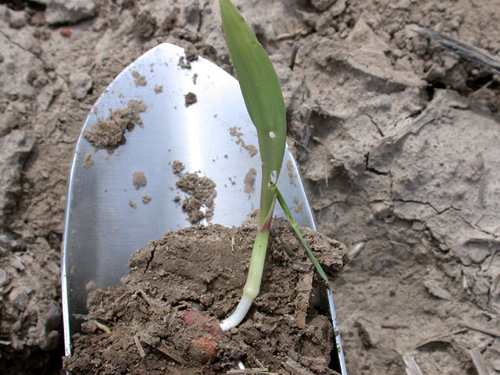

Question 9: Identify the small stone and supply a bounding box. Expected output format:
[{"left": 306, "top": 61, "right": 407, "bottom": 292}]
[
  {"left": 60, "top": 27, "right": 72, "bottom": 37},
  {"left": 69, "top": 71, "right": 93, "bottom": 100},
  {"left": 142, "top": 195, "right": 152, "bottom": 204},
  {"left": 372, "top": 202, "right": 391, "bottom": 220}
]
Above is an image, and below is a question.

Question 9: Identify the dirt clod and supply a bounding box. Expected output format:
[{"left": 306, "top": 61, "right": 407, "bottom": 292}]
[
  {"left": 83, "top": 100, "right": 146, "bottom": 153},
  {"left": 185, "top": 92, "right": 197, "bottom": 107},
  {"left": 172, "top": 160, "right": 185, "bottom": 174},
  {"left": 132, "top": 71, "right": 147, "bottom": 87},
  {"left": 132, "top": 171, "right": 147, "bottom": 190},
  {"left": 244, "top": 167, "right": 257, "bottom": 194},
  {"left": 176, "top": 172, "right": 216, "bottom": 224}
]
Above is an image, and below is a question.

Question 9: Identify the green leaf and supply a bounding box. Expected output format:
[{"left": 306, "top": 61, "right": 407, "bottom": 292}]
[{"left": 219, "top": 0, "right": 286, "bottom": 228}]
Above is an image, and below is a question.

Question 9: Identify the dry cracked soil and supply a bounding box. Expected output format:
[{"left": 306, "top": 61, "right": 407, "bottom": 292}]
[{"left": 1, "top": 0, "right": 500, "bottom": 374}]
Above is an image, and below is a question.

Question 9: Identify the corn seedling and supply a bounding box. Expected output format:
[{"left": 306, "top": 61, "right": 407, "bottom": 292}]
[{"left": 218, "top": 0, "right": 329, "bottom": 332}]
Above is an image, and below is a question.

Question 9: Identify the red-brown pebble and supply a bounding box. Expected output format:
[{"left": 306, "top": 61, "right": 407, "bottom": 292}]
[{"left": 60, "top": 28, "right": 71, "bottom": 37}]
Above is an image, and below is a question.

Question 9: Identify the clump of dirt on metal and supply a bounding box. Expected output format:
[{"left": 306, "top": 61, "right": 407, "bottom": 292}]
[
  {"left": 173, "top": 162, "right": 216, "bottom": 224},
  {"left": 185, "top": 92, "right": 197, "bottom": 107},
  {"left": 229, "top": 126, "right": 257, "bottom": 156},
  {"left": 83, "top": 99, "right": 146, "bottom": 153}
]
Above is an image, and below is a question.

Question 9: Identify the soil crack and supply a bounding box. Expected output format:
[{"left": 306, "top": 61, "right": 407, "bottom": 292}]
[
  {"left": 364, "top": 152, "right": 390, "bottom": 175},
  {"left": 365, "top": 113, "right": 385, "bottom": 137}
]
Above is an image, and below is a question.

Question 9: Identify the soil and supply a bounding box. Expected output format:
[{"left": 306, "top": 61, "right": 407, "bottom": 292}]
[
  {"left": 229, "top": 126, "right": 258, "bottom": 157},
  {"left": 244, "top": 167, "right": 257, "bottom": 194},
  {"left": 83, "top": 99, "right": 147, "bottom": 153},
  {"left": 184, "top": 92, "right": 197, "bottom": 107},
  {"left": 1, "top": 0, "right": 500, "bottom": 374},
  {"left": 64, "top": 220, "right": 347, "bottom": 374},
  {"left": 132, "top": 172, "right": 147, "bottom": 190},
  {"left": 175, "top": 170, "right": 217, "bottom": 224}
]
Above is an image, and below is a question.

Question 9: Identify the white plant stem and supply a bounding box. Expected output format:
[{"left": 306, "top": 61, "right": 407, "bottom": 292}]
[{"left": 219, "top": 229, "right": 270, "bottom": 331}]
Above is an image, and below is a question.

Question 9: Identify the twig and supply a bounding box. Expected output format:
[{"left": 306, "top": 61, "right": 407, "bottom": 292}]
[
  {"left": 412, "top": 26, "right": 500, "bottom": 74},
  {"left": 277, "top": 28, "right": 305, "bottom": 40},
  {"left": 463, "top": 322, "right": 500, "bottom": 338},
  {"left": 141, "top": 334, "right": 188, "bottom": 366},
  {"left": 469, "top": 348, "right": 488, "bottom": 375},
  {"left": 408, "top": 326, "right": 467, "bottom": 350},
  {"left": 348, "top": 242, "right": 365, "bottom": 261},
  {"left": 134, "top": 335, "right": 146, "bottom": 358},
  {"left": 381, "top": 323, "right": 410, "bottom": 329}
]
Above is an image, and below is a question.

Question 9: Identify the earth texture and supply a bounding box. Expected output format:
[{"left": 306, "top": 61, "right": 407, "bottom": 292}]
[{"left": 1, "top": 0, "right": 500, "bottom": 374}]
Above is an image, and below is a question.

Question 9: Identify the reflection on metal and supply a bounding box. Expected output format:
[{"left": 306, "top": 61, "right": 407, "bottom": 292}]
[{"left": 62, "top": 43, "right": 346, "bottom": 374}]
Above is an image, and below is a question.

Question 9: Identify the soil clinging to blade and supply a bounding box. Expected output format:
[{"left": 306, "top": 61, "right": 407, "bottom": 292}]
[{"left": 83, "top": 100, "right": 146, "bottom": 154}]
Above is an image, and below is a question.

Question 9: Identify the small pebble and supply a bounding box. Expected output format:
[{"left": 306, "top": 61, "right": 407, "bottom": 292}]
[
  {"left": 372, "top": 202, "right": 391, "bottom": 220},
  {"left": 60, "top": 28, "right": 72, "bottom": 37}
]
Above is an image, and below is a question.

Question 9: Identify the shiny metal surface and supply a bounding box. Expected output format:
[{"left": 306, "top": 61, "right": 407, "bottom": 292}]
[{"left": 62, "top": 43, "right": 346, "bottom": 373}]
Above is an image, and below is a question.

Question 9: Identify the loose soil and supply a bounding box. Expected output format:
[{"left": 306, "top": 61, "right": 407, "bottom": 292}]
[
  {"left": 184, "top": 92, "right": 197, "bottom": 107},
  {"left": 64, "top": 219, "right": 347, "bottom": 374},
  {"left": 83, "top": 99, "right": 147, "bottom": 153},
  {"left": 176, "top": 171, "right": 217, "bottom": 224}
]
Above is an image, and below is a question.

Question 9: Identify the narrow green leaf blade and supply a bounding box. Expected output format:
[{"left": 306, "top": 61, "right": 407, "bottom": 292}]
[{"left": 220, "top": 0, "right": 286, "bottom": 227}]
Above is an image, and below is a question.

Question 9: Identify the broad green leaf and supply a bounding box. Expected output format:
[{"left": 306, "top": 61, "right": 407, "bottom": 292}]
[{"left": 220, "top": 0, "right": 286, "bottom": 228}]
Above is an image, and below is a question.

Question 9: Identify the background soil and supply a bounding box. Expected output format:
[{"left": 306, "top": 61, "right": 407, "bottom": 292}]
[{"left": 0, "top": 0, "right": 499, "bottom": 374}]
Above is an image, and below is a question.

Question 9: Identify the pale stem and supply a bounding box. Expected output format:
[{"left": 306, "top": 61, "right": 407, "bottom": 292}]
[{"left": 219, "top": 229, "right": 270, "bottom": 331}]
